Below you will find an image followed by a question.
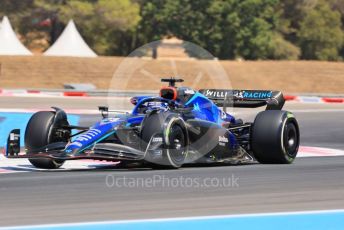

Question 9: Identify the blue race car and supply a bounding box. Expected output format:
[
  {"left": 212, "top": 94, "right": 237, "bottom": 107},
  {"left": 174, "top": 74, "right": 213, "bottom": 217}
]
[{"left": 5, "top": 78, "right": 300, "bottom": 169}]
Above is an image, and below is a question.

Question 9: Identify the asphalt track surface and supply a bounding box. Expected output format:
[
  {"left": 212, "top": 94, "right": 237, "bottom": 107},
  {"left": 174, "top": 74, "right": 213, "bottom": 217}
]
[{"left": 0, "top": 96, "right": 344, "bottom": 227}]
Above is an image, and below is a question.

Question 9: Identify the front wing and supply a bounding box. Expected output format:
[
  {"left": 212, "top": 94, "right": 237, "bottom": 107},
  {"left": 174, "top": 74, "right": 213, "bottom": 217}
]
[{"left": 5, "top": 129, "right": 160, "bottom": 162}]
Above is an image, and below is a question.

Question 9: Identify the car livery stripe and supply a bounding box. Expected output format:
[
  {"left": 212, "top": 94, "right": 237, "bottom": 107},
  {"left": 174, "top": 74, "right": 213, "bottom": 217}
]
[{"left": 75, "top": 130, "right": 117, "bottom": 154}]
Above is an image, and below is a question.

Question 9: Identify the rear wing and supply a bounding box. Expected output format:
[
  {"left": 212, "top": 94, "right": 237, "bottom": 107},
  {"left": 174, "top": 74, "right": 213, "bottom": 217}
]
[{"left": 199, "top": 89, "right": 285, "bottom": 110}]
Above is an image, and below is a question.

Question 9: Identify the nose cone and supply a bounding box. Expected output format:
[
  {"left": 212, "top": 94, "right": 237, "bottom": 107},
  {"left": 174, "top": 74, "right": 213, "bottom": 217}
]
[{"left": 65, "top": 118, "right": 123, "bottom": 154}]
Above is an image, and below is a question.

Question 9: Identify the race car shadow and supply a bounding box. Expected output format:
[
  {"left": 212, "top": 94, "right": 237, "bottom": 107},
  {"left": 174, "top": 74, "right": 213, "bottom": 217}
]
[
  {"left": 0, "top": 160, "right": 257, "bottom": 174},
  {"left": 183, "top": 162, "right": 256, "bottom": 168},
  {"left": 0, "top": 161, "right": 152, "bottom": 173},
  {"left": 35, "top": 162, "right": 152, "bottom": 173}
]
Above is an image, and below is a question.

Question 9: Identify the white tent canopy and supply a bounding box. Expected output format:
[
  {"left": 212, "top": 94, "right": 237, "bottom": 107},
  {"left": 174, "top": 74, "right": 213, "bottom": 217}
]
[
  {"left": 44, "top": 20, "right": 97, "bottom": 57},
  {"left": 0, "top": 16, "right": 32, "bottom": 55}
]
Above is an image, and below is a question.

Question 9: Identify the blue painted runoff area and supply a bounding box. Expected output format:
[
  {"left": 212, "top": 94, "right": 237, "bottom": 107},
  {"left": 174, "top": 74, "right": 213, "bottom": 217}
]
[
  {"left": 0, "top": 112, "right": 80, "bottom": 147},
  {"left": 3, "top": 210, "right": 344, "bottom": 230}
]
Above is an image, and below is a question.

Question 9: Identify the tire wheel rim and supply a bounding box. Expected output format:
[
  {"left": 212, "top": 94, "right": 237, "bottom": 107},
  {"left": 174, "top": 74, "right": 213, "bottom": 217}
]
[
  {"left": 168, "top": 125, "right": 186, "bottom": 164},
  {"left": 284, "top": 122, "right": 298, "bottom": 157}
]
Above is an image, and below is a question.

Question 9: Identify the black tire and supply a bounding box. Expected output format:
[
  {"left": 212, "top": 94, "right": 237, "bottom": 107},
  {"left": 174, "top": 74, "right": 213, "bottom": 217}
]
[
  {"left": 141, "top": 112, "right": 188, "bottom": 169},
  {"left": 25, "top": 111, "right": 68, "bottom": 169},
  {"left": 251, "top": 110, "right": 300, "bottom": 164}
]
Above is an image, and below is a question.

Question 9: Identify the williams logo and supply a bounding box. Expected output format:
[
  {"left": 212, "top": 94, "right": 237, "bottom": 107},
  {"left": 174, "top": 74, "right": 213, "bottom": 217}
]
[
  {"left": 204, "top": 90, "right": 228, "bottom": 98},
  {"left": 184, "top": 89, "right": 195, "bottom": 94},
  {"left": 202, "top": 90, "right": 273, "bottom": 99},
  {"left": 74, "top": 128, "right": 102, "bottom": 142},
  {"left": 152, "top": 137, "right": 163, "bottom": 142},
  {"left": 242, "top": 91, "right": 272, "bottom": 99},
  {"left": 219, "top": 136, "right": 229, "bottom": 143},
  {"left": 219, "top": 135, "right": 229, "bottom": 146}
]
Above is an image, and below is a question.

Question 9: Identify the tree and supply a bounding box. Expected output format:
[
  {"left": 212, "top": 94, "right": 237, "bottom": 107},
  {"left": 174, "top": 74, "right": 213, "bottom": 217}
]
[
  {"left": 139, "top": 0, "right": 298, "bottom": 60},
  {"left": 298, "top": 0, "right": 344, "bottom": 60},
  {"left": 34, "top": 0, "right": 141, "bottom": 55},
  {"left": 1, "top": 0, "right": 343, "bottom": 60},
  {"left": 0, "top": 0, "right": 35, "bottom": 25},
  {"left": 0, "top": 0, "right": 36, "bottom": 47}
]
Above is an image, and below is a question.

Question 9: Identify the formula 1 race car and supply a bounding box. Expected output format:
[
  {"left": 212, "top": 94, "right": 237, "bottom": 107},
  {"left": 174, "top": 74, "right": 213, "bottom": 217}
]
[{"left": 5, "top": 78, "right": 300, "bottom": 169}]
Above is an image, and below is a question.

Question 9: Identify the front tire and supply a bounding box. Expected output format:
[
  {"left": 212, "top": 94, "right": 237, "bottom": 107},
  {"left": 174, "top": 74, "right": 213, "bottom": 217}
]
[
  {"left": 141, "top": 112, "right": 188, "bottom": 169},
  {"left": 251, "top": 110, "right": 300, "bottom": 164},
  {"left": 25, "top": 111, "right": 68, "bottom": 169}
]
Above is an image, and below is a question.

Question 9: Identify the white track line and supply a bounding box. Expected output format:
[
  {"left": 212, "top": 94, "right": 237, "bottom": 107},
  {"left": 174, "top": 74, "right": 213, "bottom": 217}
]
[
  {"left": 2, "top": 209, "right": 344, "bottom": 230},
  {"left": 0, "top": 108, "right": 128, "bottom": 115},
  {"left": 0, "top": 155, "right": 119, "bottom": 173},
  {"left": 298, "top": 146, "right": 344, "bottom": 157}
]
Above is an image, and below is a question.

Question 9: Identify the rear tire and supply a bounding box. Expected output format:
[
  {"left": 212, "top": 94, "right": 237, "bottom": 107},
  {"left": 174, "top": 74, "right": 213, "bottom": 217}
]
[
  {"left": 25, "top": 111, "right": 68, "bottom": 169},
  {"left": 251, "top": 110, "right": 300, "bottom": 164},
  {"left": 141, "top": 112, "right": 188, "bottom": 169}
]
